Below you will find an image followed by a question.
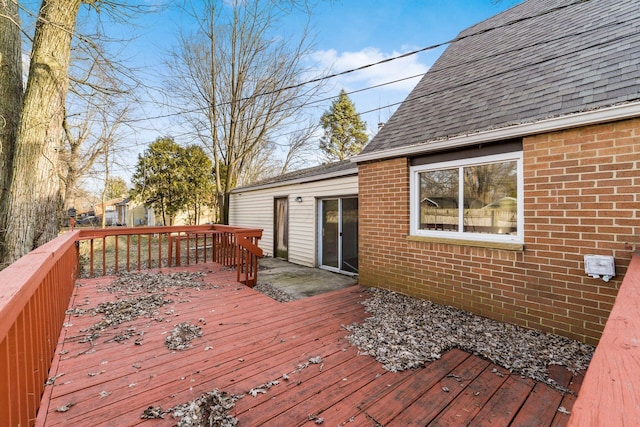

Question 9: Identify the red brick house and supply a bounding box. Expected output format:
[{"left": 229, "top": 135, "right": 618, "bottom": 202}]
[{"left": 352, "top": 0, "right": 640, "bottom": 345}]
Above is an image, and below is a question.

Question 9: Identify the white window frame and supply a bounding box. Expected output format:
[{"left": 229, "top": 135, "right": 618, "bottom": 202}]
[{"left": 410, "top": 151, "right": 524, "bottom": 244}]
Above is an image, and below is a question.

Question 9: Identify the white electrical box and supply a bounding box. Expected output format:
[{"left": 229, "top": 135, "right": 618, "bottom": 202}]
[{"left": 584, "top": 255, "right": 615, "bottom": 280}]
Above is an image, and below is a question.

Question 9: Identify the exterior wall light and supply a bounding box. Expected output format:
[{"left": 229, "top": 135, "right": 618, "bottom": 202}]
[{"left": 295, "top": 196, "right": 303, "bottom": 203}]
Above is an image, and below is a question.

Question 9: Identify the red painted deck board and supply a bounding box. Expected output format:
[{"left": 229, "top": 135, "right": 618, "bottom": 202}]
[
  {"left": 238, "top": 355, "right": 382, "bottom": 426},
  {"left": 386, "top": 354, "right": 490, "bottom": 426},
  {"left": 508, "top": 365, "right": 573, "bottom": 427},
  {"left": 313, "top": 369, "right": 413, "bottom": 426},
  {"left": 471, "top": 374, "right": 537, "bottom": 427},
  {"left": 428, "top": 363, "right": 511, "bottom": 426},
  {"left": 36, "top": 262, "right": 583, "bottom": 426},
  {"left": 359, "top": 349, "right": 471, "bottom": 424},
  {"left": 552, "top": 371, "right": 583, "bottom": 427}
]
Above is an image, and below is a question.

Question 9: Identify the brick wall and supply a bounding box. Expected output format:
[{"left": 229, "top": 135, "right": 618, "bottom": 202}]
[{"left": 358, "top": 118, "right": 640, "bottom": 345}]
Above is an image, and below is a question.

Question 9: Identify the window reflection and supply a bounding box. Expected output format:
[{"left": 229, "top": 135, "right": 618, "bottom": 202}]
[
  {"left": 419, "top": 168, "right": 459, "bottom": 231},
  {"left": 463, "top": 161, "right": 517, "bottom": 234},
  {"left": 418, "top": 160, "right": 517, "bottom": 235}
]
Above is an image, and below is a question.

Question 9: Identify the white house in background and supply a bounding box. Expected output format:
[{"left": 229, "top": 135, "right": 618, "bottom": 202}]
[
  {"left": 95, "top": 198, "right": 125, "bottom": 225},
  {"left": 116, "top": 198, "right": 156, "bottom": 227},
  {"left": 229, "top": 160, "right": 358, "bottom": 275}
]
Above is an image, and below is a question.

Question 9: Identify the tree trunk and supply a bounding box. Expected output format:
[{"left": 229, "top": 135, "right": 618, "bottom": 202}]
[
  {"left": 220, "top": 192, "right": 230, "bottom": 225},
  {"left": 0, "top": 0, "right": 23, "bottom": 264},
  {"left": 61, "top": 159, "right": 80, "bottom": 213},
  {"left": 101, "top": 142, "right": 109, "bottom": 228},
  {"left": 0, "top": 0, "right": 82, "bottom": 265},
  {"left": 60, "top": 116, "right": 83, "bottom": 214}
]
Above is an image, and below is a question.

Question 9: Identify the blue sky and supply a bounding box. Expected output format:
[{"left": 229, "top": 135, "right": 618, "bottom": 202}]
[
  {"left": 79, "top": 0, "right": 522, "bottom": 181},
  {"left": 128, "top": 1, "right": 519, "bottom": 125},
  {"left": 298, "top": 0, "right": 520, "bottom": 127}
]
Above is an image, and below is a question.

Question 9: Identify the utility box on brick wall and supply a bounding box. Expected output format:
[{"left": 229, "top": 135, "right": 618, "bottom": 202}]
[{"left": 584, "top": 255, "right": 616, "bottom": 281}]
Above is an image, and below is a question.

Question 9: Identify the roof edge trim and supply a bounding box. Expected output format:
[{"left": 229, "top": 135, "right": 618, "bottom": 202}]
[
  {"left": 231, "top": 168, "right": 358, "bottom": 193},
  {"left": 351, "top": 102, "right": 640, "bottom": 163}
]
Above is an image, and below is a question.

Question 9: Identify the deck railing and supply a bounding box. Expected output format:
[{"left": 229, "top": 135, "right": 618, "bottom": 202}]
[
  {"left": 0, "top": 225, "right": 262, "bottom": 427},
  {"left": 567, "top": 251, "right": 640, "bottom": 426},
  {"left": 0, "top": 232, "right": 79, "bottom": 427},
  {"left": 75, "top": 225, "right": 263, "bottom": 286}
]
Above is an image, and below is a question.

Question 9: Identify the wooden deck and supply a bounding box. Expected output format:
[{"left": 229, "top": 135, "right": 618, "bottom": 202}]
[{"left": 36, "top": 262, "right": 582, "bottom": 426}]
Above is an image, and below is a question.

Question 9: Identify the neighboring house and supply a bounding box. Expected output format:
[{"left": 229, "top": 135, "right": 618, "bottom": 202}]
[
  {"left": 352, "top": 0, "right": 640, "bottom": 345},
  {"left": 94, "top": 198, "right": 125, "bottom": 225},
  {"left": 116, "top": 198, "right": 156, "bottom": 227},
  {"left": 229, "top": 160, "right": 359, "bottom": 274},
  {"left": 167, "top": 206, "right": 217, "bottom": 226},
  {"left": 95, "top": 198, "right": 154, "bottom": 226}
]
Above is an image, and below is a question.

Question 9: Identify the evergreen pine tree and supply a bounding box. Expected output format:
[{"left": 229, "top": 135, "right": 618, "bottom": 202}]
[{"left": 319, "top": 89, "right": 368, "bottom": 161}]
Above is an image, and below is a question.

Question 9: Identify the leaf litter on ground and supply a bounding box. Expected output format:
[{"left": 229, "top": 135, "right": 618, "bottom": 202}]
[{"left": 344, "top": 288, "right": 595, "bottom": 393}]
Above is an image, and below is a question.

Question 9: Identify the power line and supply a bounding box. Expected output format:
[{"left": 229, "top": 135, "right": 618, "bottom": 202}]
[
  {"left": 225, "top": 0, "right": 591, "bottom": 103},
  {"left": 111, "top": 71, "right": 424, "bottom": 130},
  {"left": 81, "top": 0, "right": 632, "bottom": 176},
  {"left": 110, "top": 10, "right": 636, "bottom": 152},
  {"left": 108, "top": 0, "right": 591, "bottom": 127},
  {"left": 86, "top": 8, "right": 639, "bottom": 167}
]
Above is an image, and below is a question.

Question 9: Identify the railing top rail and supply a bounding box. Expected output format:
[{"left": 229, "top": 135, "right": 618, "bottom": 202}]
[
  {"left": 0, "top": 231, "right": 79, "bottom": 339},
  {"left": 211, "top": 225, "right": 263, "bottom": 234},
  {"left": 75, "top": 224, "right": 263, "bottom": 240},
  {"left": 77, "top": 225, "right": 217, "bottom": 239},
  {"left": 234, "top": 228, "right": 264, "bottom": 235}
]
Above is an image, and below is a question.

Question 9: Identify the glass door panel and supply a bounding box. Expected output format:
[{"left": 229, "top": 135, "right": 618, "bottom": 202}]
[
  {"left": 321, "top": 199, "right": 339, "bottom": 268},
  {"left": 341, "top": 198, "right": 358, "bottom": 273},
  {"left": 274, "top": 197, "right": 288, "bottom": 259}
]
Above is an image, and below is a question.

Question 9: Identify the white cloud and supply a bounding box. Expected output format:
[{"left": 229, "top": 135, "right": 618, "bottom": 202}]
[{"left": 309, "top": 47, "right": 429, "bottom": 93}]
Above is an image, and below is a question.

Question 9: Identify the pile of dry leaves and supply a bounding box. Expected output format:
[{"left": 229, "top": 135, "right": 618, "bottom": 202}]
[{"left": 344, "top": 288, "right": 595, "bottom": 392}]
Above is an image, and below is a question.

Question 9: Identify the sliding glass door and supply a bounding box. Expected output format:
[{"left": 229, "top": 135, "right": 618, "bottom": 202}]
[{"left": 319, "top": 197, "right": 358, "bottom": 274}]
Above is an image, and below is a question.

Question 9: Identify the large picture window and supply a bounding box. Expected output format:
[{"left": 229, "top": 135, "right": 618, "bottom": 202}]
[{"left": 410, "top": 152, "right": 523, "bottom": 243}]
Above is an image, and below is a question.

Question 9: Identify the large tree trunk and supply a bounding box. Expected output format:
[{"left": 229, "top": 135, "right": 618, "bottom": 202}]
[
  {"left": 0, "top": 0, "right": 82, "bottom": 265},
  {"left": 0, "top": 0, "right": 23, "bottom": 261}
]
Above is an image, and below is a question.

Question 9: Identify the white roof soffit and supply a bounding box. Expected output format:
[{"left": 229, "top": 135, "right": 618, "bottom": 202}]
[
  {"left": 230, "top": 168, "right": 357, "bottom": 193},
  {"left": 351, "top": 102, "right": 640, "bottom": 163}
]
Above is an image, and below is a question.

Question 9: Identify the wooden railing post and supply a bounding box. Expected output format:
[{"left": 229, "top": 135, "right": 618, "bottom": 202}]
[{"left": 235, "top": 229, "right": 264, "bottom": 287}]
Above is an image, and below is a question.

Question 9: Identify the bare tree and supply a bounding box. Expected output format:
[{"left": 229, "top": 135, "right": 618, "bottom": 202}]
[
  {"left": 166, "top": 0, "right": 323, "bottom": 224},
  {"left": 280, "top": 119, "right": 319, "bottom": 174},
  {"left": 60, "top": 112, "right": 108, "bottom": 214},
  {"left": 96, "top": 103, "right": 130, "bottom": 228},
  {"left": 61, "top": 63, "right": 133, "bottom": 225},
  {"left": 61, "top": 11, "right": 142, "bottom": 217}
]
